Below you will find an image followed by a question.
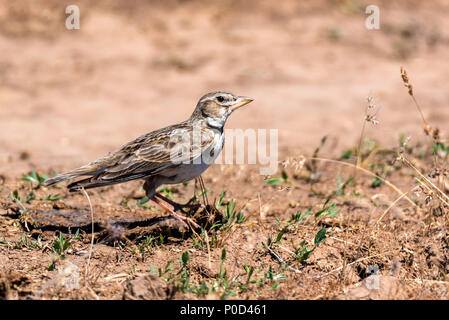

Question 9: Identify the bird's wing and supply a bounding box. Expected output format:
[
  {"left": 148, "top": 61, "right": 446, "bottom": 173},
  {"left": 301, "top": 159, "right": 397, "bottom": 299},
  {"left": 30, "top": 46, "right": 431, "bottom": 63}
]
[{"left": 67, "top": 124, "right": 217, "bottom": 189}]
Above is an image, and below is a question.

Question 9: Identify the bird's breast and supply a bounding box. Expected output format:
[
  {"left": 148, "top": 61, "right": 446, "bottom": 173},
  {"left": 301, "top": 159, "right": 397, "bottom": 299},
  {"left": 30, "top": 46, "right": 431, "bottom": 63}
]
[{"left": 159, "top": 132, "right": 224, "bottom": 185}]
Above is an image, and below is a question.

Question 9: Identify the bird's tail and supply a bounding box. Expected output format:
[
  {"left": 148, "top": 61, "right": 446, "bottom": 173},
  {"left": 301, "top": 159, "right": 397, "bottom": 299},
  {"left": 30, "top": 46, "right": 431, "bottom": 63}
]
[{"left": 43, "top": 165, "right": 101, "bottom": 187}]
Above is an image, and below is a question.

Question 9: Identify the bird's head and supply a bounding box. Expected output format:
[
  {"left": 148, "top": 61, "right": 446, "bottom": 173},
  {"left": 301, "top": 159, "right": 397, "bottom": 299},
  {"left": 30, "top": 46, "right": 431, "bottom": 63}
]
[{"left": 191, "top": 91, "right": 254, "bottom": 128}]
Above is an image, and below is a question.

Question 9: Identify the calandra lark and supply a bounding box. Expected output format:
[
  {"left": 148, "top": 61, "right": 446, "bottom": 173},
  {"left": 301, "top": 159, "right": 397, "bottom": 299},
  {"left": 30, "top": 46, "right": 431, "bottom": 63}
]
[{"left": 44, "top": 91, "right": 254, "bottom": 227}]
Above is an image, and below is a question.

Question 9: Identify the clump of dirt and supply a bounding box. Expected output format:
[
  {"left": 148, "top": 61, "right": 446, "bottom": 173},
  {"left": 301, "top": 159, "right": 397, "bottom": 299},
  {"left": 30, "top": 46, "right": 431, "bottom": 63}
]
[
  {"left": 0, "top": 271, "right": 32, "bottom": 300},
  {"left": 123, "top": 274, "right": 175, "bottom": 300}
]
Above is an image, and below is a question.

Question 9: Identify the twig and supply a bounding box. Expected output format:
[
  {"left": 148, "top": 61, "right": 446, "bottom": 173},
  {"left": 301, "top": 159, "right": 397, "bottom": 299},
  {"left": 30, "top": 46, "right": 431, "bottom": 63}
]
[
  {"left": 376, "top": 185, "right": 416, "bottom": 225},
  {"left": 198, "top": 176, "right": 210, "bottom": 209},
  {"left": 277, "top": 244, "right": 295, "bottom": 256},
  {"left": 80, "top": 187, "right": 95, "bottom": 287},
  {"left": 267, "top": 246, "right": 302, "bottom": 274},
  {"left": 329, "top": 236, "right": 358, "bottom": 247},
  {"left": 402, "top": 156, "right": 449, "bottom": 206},
  {"left": 403, "top": 278, "right": 449, "bottom": 285},
  {"left": 267, "top": 246, "right": 285, "bottom": 264},
  {"left": 316, "top": 251, "right": 390, "bottom": 279},
  {"left": 203, "top": 228, "right": 212, "bottom": 269},
  {"left": 355, "top": 105, "right": 369, "bottom": 179}
]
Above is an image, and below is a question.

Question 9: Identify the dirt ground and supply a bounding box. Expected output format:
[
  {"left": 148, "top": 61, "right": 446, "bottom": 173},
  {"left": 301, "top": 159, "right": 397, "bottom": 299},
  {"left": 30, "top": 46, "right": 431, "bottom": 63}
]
[{"left": 1, "top": 0, "right": 449, "bottom": 300}]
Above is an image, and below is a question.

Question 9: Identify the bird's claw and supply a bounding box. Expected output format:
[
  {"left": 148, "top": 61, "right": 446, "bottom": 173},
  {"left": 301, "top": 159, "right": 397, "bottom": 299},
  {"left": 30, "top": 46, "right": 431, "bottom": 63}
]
[{"left": 171, "top": 212, "right": 200, "bottom": 229}]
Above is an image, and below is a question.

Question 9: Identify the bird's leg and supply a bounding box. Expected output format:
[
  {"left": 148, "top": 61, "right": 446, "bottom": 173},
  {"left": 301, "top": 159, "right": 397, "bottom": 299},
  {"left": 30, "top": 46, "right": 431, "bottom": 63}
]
[
  {"left": 155, "top": 192, "right": 204, "bottom": 213},
  {"left": 144, "top": 179, "right": 200, "bottom": 228},
  {"left": 150, "top": 196, "right": 200, "bottom": 229},
  {"left": 197, "top": 176, "right": 211, "bottom": 208},
  {"left": 185, "top": 195, "right": 201, "bottom": 207}
]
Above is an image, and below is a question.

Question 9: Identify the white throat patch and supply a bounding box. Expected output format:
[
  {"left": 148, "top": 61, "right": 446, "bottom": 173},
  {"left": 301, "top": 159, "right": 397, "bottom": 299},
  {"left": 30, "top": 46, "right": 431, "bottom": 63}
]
[{"left": 206, "top": 116, "right": 226, "bottom": 128}]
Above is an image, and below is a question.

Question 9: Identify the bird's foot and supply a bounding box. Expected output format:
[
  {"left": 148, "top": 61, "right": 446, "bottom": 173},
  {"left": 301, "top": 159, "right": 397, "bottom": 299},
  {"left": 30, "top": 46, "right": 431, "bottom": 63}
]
[
  {"left": 151, "top": 195, "right": 200, "bottom": 229},
  {"left": 174, "top": 201, "right": 204, "bottom": 214},
  {"left": 155, "top": 193, "right": 204, "bottom": 214},
  {"left": 171, "top": 211, "right": 200, "bottom": 229}
]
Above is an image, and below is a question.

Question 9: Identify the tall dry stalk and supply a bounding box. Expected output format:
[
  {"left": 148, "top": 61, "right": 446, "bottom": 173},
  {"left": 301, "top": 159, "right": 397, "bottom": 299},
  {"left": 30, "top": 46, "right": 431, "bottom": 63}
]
[
  {"left": 398, "top": 67, "right": 449, "bottom": 226},
  {"left": 354, "top": 96, "right": 380, "bottom": 184},
  {"left": 80, "top": 187, "right": 95, "bottom": 287},
  {"left": 400, "top": 67, "right": 441, "bottom": 167}
]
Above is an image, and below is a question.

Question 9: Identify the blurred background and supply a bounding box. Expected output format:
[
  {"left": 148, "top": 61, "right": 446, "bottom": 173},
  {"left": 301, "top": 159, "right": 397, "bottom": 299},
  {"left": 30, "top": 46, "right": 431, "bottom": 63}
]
[{"left": 1, "top": 0, "right": 449, "bottom": 177}]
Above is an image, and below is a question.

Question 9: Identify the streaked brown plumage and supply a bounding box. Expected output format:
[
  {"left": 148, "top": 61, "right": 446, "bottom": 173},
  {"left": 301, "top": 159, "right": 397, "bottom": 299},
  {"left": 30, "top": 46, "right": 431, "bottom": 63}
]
[{"left": 44, "top": 91, "right": 253, "bottom": 227}]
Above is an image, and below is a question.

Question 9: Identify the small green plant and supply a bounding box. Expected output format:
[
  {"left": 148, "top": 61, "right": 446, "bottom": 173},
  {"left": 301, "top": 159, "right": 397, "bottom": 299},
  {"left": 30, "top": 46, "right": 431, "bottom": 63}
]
[
  {"left": 192, "top": 190, "right": 245, "bottom": 249},
  {"left": 152, "top": 249, "right": 285, "bottom": 298},
  {"left": 371, "top": 176, "right": 384, "bottom": 188},
  {"left": 216, "top": 191, "right": 245, "bottom": 225},
  {"left": 25, "top": 192, "right": 36, "bottom": 203},
  {"left": 53, "top": 233, "right": 71, "bottom": 259},
  {"left": 136, "top": 196, "right": 154, "bottom": 210},
  {"left": 22, "top": 169, "right": 48, "bottom": 189},
  {"left": 250, "top": 264, "right": 286, "bottom": 291},
  {"left": 158, "top": 186, "right": 174, "bottom": 200},
  {"left": 178, "top": 250, "right": 191, "bottom": 293},
  {"left": 10, "top": 190, "right": 28, "bottom": 217},
  {"left": 262, "top": 196, "right": 338, "bottom": 268},
  {"left": 180, "top": 248, "right": 235, "bottom": 298},
  {"left": 288, "top": 208, "right": 311, "bottom": 227},
  {"left": 265, "top": 171, "right": 288, "bottom": 185},
  {"left": 140, "top": 234, "right": 164, "bottom": 256},
  {"left": 157, "top": 260, "right": 175, "bottom": 280},
  {"left": 305, "top": 136, "right": 327, "bottom": 182},
  {"left": 19, "top": 234, "right": 42, "bottom": 249},
  {"left": 433, "top": 142, "right": 448, "bottom": 160},
  {"left": 334, "top": 174, "right": 354, "bottom": 196},
  {"left": 314, "top": 198, "right": 340, "bottom": 217},
  {"left": 138, "top": 196, "right": 149, "bottom": 206},
  {"left": 341, "top": 149, "right": 354, "bottom": 160},
  {"left": 43, "top": 194, "right": 63, "bottom": 201},
  {"left": 11, "top": 190, "right": 22, "bottom": 203},
  {"left": 120, "top": 198, "right": 130, "bottom": 208},
  {"left": 52, "top": 230, "right": 79, "bottom": 259},
  {"left": 293, "top": 227, "right": 327, "bottom": 261}
]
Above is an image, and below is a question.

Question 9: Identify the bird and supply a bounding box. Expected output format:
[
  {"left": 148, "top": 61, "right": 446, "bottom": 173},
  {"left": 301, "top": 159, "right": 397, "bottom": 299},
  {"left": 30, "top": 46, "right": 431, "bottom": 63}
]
[{"left": 43, "top": 91, "right": 254, "bottom": 228}]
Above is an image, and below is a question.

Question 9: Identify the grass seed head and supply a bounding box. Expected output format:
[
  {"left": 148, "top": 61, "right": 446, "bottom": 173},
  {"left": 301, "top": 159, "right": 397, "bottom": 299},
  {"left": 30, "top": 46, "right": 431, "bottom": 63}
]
[{"left": 400, "top": 66, "right": 414, "bottom": 96}]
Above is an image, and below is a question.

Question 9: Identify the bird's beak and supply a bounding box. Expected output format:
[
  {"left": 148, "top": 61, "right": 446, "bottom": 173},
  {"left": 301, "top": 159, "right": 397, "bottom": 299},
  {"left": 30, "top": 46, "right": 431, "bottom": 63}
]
[{"left": 229, "top": 96, "right": 254, "bottom": 112}]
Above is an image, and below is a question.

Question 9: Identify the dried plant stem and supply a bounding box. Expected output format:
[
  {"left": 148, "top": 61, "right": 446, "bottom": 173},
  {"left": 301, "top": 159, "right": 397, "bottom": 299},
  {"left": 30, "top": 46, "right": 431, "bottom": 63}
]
[
  {"left": 12, "top": 193, "right": 29, "bottom": 231},
  {"left": 402, "top": 156, "right": 449, "bottom": 205},
  {"left": 404, "top": 278, "right": 449, "bottom": 285},
  {"left": 198, "top": 176, "right": 210, "bottom": 208},
  {"left": 203, "top": 229, "right": 212, "bottom": 269},
  {"left": 80, "top": 187, "right": 95, "bottom": 287},
  {"left": 193, "top": 176, "right": 212, "bottom": 268},
  {"left": 310, "top": 157, "right": 416, "bottom": 206},
  {"left": 269, "top": 246, "right": 303, "bottom": 274},
  {"left": 410, "top": 93, "right": 438, "bottom": 167},
  {"left": 415, "top": 178, "right": 449, "bottom": 208},
  {"left": 316, "top": 251, "right": 391, "bottom": 279},
  {"left": 267, "top": 246, "right": 284, "bottom": 264},
  {"left": 411, "top": 95, "right": 428, "bottom": 127},
  {"left": 355, "top": 107, "right": 369, "bottom": 178},
  {"left": 400, "top": 67, "right": 438, "bottom": 166},
  {"left": 123, "top": 235, "right": 142, "bottom": 261},
  {"left": 329, "top": 236, "right": 358, "bottom": 247},
  {"left": 376, "top": 185, "right": 416, "bottom": 225}
]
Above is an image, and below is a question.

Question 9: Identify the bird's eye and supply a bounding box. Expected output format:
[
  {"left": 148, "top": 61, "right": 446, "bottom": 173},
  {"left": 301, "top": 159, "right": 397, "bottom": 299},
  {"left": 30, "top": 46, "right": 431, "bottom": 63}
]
[{"left": 216, "top": 96, "right": 225, "bottom": 103}]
